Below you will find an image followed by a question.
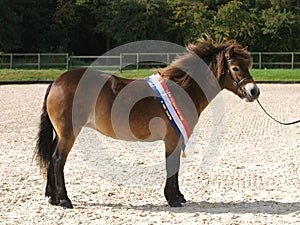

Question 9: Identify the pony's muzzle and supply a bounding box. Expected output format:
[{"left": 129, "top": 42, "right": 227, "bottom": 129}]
[{"left": 243, "top": 83, "right": 260, "bottom": 102}]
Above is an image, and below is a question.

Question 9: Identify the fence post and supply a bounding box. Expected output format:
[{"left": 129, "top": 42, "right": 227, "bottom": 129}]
[
  {"left": 10, "top": 53, "right": 13, "bottom": 69},
  {"left": 291, "top": 52, "right": 294, "bottom": 69},
  {"left": 37, "top": 53, "right": 41, "bottom": 70},
  {"left": 258, "top": 52, "right": 262, "bottom": 69},
  {"left": 66, "top": 53, "right": 69, "bottom": 70},
  {"left": 120, "top": 53, "right": 123, "bottom": 73},
  {"left": 69, "top": 55, "right": 73, "bottom": 70},
  {"left": 136, "top": 53, "right": 139, "bottom": 70},
  {"left": 167, "top": 53, "right": 170, "bottom": 65}
]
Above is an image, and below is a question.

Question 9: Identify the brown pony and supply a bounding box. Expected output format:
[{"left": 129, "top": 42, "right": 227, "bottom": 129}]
[{"left": 35, "top": 38, "right": 260, "bottom": 208}]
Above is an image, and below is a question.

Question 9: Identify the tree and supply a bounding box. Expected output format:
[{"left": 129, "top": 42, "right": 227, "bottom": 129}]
[
  {"left": 0, "top": 0, "right": 22, "bottom": 52},
  {"left": 71, "top": 1, "right": 107, "bottom": 54},
  {"left": 202, "top": 0, "right": 231, "bottom": 10},
  {"left": 94, "top": 0, "right": 174, "bottom": 47},
  {"left": 49, "top": 0, "right": 78, "bottom": 52},
  {"left": 1, "top": 0, "right": 300, "bottom": 53},
  {"left": 169, "top": 0, "right": 212, "bottom": 44},
  {"left": 259, "top": 7, "right": 297, "bottom": 51},
  {"left": 17, "top": 0, "right": 57, "bottom": 52},
  {"left": 212, "top": 0, "right": 258, "bottom": 50}
]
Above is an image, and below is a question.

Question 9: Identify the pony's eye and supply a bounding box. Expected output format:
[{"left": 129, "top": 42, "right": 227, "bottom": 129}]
[{"left": 232, "top": 67, "right": 239, "bottom": 72}]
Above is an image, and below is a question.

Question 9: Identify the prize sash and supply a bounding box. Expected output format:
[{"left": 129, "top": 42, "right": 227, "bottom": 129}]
[{"left": 146, "top": 73, "right": 191, "bottom": 157}]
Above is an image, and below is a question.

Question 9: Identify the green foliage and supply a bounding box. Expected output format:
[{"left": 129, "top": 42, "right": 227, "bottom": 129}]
[
  {"left": 169, "top": 0, "right": 212, "bottom": 44},
  {"left": 212, "top": 0, "right": 257, "bottom": 45},
  {"left": 0, "top": 0, "right": 22, "bottom": 51},
  {"left": 259, "top": 8, "right": 297, "bottom": 51},
  {"left": 50, "top": 0, "right": 78, "bottom": 52},
  {"left": 94, "top": 0, "right": 174, "bottom": 45},
  {"left": 0, "top": 0, "right": 300, "bottom": 53},
  {"left": 18, "top": 0, "right": 57, "bottom": 52}
]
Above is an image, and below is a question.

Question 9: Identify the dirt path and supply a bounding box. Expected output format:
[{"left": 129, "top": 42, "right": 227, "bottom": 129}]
[{"left": 0, "top": 84, "right": 299, "bottom": 224}]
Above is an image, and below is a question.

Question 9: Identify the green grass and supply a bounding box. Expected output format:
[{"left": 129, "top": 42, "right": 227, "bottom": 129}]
[
  {"left": 251, "top": 69, "right": 300, "bottom": 81},
  {"left": 0, "top": 68, "right": 299, "bottom": 82},
  {"left": 0, "top": 69, "right": 66, "bottom": 81},
  {"left": 116, "top": 69, "right": 156, "bottom": 79}
]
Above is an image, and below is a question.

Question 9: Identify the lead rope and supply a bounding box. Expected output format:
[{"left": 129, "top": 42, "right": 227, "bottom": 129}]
[{"left": 256, "top": 99, "right": 300, "bottom": 125}]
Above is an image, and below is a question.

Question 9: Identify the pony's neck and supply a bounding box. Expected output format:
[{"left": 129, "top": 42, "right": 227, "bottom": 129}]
[
  {"left": 184, "top": 77, "right": 222, "bottom": 117},
  {"left": 160, "top": 38, "right": 251, "bottom": 119},
  {"left": 161, "top": 53, "right": 223, "bottom": 118}
]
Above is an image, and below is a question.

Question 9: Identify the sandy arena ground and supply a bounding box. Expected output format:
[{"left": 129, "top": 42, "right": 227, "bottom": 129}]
[{"left": 0, "top": 84, "right": 299, "bottom": 224}]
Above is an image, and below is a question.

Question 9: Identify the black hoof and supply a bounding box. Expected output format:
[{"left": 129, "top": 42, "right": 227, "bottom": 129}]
[
  {"left": 48, "top": 197, "right": 58, "bottom": 206},
  {"left": 168, "top": 200, "right": 183, "bottom": 207},
  {"left": 178, "top": 196, "right": 187, "bottom": 204},
  {"left": 58, "top": 199, "right": 73, "bottom": 209}
]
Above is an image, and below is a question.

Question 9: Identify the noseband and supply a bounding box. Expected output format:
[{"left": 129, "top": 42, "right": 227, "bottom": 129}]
[{"left": 226, "top": 58, "right": 252, "bottom": 96}]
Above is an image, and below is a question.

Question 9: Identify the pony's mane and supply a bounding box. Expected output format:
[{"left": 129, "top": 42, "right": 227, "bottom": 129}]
[{"left": 160, "top": 37, "right": 251, "bottom": 88}]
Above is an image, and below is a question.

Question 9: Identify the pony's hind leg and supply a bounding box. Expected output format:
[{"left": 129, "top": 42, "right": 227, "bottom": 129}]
[
  {"left": 45, "top": 137, "right": 58, "bottom": 205},
  {"left": 46, "top": 161, "right": 57, "bottom": 205},
  {"left": 52, "top": 135, "right": 75, "bottom": 208},
  {"left": 164, "top": 136, "right": 186, "bottom": 207}
]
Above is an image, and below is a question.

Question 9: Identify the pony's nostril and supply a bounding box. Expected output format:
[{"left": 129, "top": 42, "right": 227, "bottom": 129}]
[
  {"left": 251, "top": 88, "right": 258, "bottom": 96},
  {"left": 244, "top": 83, "right": 260, "bottom": 100}
]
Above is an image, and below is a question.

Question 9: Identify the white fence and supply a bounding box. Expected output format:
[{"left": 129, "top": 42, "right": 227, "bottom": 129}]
[
  {"left": 0, "top": 53, "right": 69, "bottom": 70},
  {"left": 0, "top": 52, "right": 300, "bottom": 70},
  {"left": 251, "top": 52, "right": 300, "bottom": 69}
]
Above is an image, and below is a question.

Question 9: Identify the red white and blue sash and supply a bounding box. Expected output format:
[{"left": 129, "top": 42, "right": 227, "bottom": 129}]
[{"left": 146, "top": 73, "right": 191, "bottom": 157}]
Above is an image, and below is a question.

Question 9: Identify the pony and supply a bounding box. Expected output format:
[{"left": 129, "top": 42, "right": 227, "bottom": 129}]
[{"left": 35, "top": 37, "right": 260, "bottom": 208}]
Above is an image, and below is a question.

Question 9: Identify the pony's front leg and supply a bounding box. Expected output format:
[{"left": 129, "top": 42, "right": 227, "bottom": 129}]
[{"left": 164, "top": 136, "right": 186, "bottom": 207}]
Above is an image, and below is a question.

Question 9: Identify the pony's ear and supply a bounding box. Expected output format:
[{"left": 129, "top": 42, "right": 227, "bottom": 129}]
[{"left": 225, "top": 46, "right": 235, "bottom": 60}]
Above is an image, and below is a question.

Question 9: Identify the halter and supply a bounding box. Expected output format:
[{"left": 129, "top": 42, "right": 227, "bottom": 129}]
[
  {"left": 226, "top": 58, "right": 253, "bottom": 97},
  {"left": 227, "top": 59, "right": 300, "bottom": 125}
]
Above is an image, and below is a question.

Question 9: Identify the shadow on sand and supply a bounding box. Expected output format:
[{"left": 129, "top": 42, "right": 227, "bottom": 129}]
[{"left": 78, "top": 200, "right": 300, "bottom": 215}]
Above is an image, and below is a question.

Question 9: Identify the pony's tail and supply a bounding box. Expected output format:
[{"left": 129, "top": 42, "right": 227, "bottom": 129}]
[{"left": 34, "top": 83, "right": 55, "bottom": 176}]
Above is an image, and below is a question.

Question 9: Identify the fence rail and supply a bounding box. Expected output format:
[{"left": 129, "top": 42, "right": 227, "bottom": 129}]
[
  {"left": 0, "top": 53, "right": 69, "bottom": 70},
  {"left": 1, "top": 52, "right": 300, "bottom": 70},
  {"left": 251, "top": 52, "right": 300, "bottom": 69}
]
